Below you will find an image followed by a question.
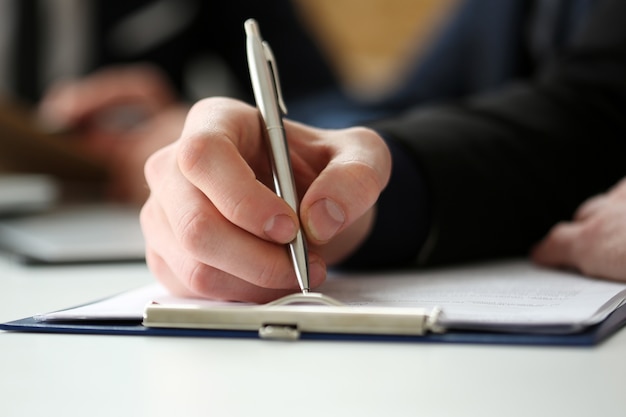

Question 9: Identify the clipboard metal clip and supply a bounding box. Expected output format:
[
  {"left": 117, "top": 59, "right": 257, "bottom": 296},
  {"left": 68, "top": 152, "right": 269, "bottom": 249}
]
[
  {"left": 259, "top": 292, "right": 345, "bottom": 340},
  {"left": 258, "top": 324, "right": 301, "bottom": 340},
  {"left": 143, "top": 293, "right": 445, "bottom": 341}
]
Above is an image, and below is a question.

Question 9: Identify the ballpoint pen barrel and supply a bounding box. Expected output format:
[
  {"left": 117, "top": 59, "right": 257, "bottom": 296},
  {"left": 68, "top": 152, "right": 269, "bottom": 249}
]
[
  {"left": 245, "top": 18, "right": 310, "bottom": 293},
  {"left": 265, "top": 127, "right": 310, "bottom": 293},
  {"left": 245, "top": 27, "right": 281, "bottom": 127},
  {"left": 289, "top": 231, "right": 310, "bottom": 294},
  {"left": 265, "top": 128, "right": 297, "bottom": 208}
]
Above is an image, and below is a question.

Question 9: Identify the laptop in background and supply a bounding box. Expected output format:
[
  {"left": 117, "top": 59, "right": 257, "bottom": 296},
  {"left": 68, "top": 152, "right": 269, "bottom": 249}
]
[
  {"left": 0, "top": 174, "right": 58, "bottom": 215},
  {"left": 0, "top": 203, "right": 145, "bottom": 264},
  {"left": 0, "top": 101, "right": 143, "bottom": 264}
]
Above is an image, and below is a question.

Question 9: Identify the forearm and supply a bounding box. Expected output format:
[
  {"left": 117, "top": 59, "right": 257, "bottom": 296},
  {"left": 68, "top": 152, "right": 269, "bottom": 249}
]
[
  {"left": 358, "top": 0, "right": 626, "bottom": 266},
  {"left": 376, "top": 88, "right": 626, "bottom": 265}
]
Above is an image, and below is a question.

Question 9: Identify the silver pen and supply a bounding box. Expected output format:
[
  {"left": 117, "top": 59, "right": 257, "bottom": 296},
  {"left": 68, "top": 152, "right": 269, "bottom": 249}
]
[{"left": 245, "top": 18, "right": 310, "bottom": 293}]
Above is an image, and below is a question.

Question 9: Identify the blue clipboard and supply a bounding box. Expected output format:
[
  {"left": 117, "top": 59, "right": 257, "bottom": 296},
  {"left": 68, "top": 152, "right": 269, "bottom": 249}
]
[{"left": 3, "top": 301, "right": 626, "bottom": 347}]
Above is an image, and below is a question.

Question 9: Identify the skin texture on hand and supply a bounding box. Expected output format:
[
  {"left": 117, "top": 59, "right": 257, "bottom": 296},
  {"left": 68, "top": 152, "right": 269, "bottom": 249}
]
[
  {"left": 532, "top": 177, "right": 626, "bottom": 283},
  {"left": 140, "top": 97, "right": 391, "bottom": 303}
]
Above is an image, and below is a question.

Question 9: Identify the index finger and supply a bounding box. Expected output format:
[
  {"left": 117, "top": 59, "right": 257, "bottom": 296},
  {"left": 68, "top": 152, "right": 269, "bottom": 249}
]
[
  {"left": 531, "top": 221, "right": 581, "bottom": 269},
  {"left": 176, "top": 98, "right": 300, "bottom": 244}
]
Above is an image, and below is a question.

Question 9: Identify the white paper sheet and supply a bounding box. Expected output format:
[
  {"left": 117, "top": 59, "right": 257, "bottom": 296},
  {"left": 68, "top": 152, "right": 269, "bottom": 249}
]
[{"left": 37, "top": 260, "right": 626, "bottom": 332}]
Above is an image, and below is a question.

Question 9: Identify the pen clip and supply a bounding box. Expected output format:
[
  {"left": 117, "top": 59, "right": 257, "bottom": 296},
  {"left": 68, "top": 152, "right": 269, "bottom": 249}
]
[{"left": 261, "top": 41, "right": 288, "bottom": 115}]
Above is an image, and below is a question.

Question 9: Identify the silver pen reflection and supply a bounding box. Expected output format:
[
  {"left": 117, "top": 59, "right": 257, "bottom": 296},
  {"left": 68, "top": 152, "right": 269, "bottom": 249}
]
[{"left": 244, "top": 18, "right": 310, "bottom": 293}]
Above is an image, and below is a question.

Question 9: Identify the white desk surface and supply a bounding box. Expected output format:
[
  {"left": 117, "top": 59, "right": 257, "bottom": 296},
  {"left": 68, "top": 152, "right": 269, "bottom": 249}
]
[{"left": 1, "top": 254, "right": 625, "bottom": 417}]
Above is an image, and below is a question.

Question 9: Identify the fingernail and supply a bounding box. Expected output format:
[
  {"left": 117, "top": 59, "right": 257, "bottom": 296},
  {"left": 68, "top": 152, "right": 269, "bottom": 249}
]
[
  {"left": 307, "top": 198, "right": 345, "bottom": 242},
  {"left": 264, "top": 214, "right": 297, "bottom": 243}
]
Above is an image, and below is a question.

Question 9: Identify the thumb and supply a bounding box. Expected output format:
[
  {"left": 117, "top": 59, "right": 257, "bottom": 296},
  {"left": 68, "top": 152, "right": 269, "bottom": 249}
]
[{"left": 300, "top": 127, "right": 391, "bottom": 244}]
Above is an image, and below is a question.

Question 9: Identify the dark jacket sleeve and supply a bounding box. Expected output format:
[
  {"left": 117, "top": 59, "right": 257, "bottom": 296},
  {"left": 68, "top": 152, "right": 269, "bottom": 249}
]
[{"left": 366, "top": 0, "right": 626, "bottom": 267}]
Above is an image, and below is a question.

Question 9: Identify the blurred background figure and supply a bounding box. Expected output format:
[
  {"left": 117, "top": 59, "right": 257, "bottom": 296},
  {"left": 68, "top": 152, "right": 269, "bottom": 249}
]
[
  {"left": 0, "top": 0, "right": 351, "bottom": 203},
  {"left": 0, "top": 0, "right": 344, "bottom": 106},
  {"left": 0, "top": 0, "right": 456, "bottom": 264},
  {"left": 0, "top": 0, "right": 458, "bottom": 203}
]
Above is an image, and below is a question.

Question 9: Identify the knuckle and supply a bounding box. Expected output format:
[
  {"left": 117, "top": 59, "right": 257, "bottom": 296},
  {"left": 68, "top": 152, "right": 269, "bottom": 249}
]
[
  {"left": 343, "top": 162, "right": 385, "bottom": 207},
  {"left": 578, "top": 217, "right": 603, "bottom": 242},
  {"left": 175, "top": 206, "right": 214, "bottom": 256},
  {"left": 224, "top": 191, "right": 258, "bottom": 226},
  {"left": 184, "top": 260, "right": 216, "bottom": 296},
  {"left": 349, "top": 126, "right": 391, "bottom": 160},
  {"left": 256, "top": 261, "right": 279, "bottom": 289},
  {"left": 342, "top": 127, "right": 391, "bottom": 188},
  {"left": 255, "top": 253, "right": 290, "bottom": 289},
  {"left": 143, "top": 146, "right": 168, "bottom": 187},
  {"left": 183, "top": 261, "right": 237, "bottom": 301},
  {"left": 145, "top": 248, "right": 168, "bottom": 278},
  {"left": 177, "top": 132, "right": 210, "bottom": 177}
]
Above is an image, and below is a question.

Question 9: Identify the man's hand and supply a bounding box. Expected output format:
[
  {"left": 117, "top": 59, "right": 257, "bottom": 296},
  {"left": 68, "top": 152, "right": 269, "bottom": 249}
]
[
  {"left": 39, "top": 64, "right": 185, "bottom": 203},
  {"left": 532, "top": 177, "right": 626, "bottom": 282},
  {"left": 140, "top": 97, "right": 391, "bottom": 302}
]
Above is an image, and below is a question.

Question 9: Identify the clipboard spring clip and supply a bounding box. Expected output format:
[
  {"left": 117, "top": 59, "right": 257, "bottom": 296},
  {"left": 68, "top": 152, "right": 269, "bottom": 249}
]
[
  {"left": 257, "top": 293, "right": 444, "bottom": 341},
  {"left": 143, "top": 292, "right": 444, "bottom": 341}
]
